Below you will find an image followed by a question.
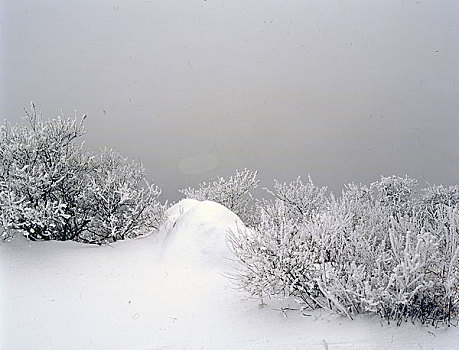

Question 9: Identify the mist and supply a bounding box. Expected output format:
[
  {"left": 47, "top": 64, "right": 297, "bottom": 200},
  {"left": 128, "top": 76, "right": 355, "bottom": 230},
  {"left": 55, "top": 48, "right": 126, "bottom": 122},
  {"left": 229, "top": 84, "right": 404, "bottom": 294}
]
[{"left": 1, "top": 0, "right": 458, "bottom": 201}]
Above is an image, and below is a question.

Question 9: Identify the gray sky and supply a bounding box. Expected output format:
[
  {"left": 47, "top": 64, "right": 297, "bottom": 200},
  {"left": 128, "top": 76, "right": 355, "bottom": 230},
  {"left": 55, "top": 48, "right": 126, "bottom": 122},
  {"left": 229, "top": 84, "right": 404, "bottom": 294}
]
[{"left": 1, "top": 0, "right": 458, "bottom": 200}]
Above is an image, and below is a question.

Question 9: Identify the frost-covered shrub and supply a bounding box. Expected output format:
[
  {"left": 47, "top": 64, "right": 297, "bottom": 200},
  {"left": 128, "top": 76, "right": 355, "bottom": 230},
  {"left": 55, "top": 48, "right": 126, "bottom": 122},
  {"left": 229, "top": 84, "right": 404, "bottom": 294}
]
[
  {"left": 0, "top": 105, "right": 89, "bottom": 241},
  {"left": 239, "top": 175, "right": 327, "bottom": 234},
  {"left": 369, "top": 175, "right": 417, "bottom": 216},
  {"left": 81, "top": 149, "right": 165, "bottom": 243},
  {"left": 305, "top": 205, "right": 458, "bottom": 325},
  {"left": 228, "top": 200, "right": 312, "bottom": 300},
  {"left": 421, "top": 185, "right": 459, "bottom": 208},
  {"left": 228, "top": 175, "right": 329, "bottom": 305},
  {"left": 229, "top": 175, "right": 459, "bottom": 326},
  {"left": 0, "top": 104, "right": 165, "bottom": 244},
  {"left": 265, "top": 176, "right": 328, "bottom": 220},
  {"left": 420, "top": 184, "right": 459, "bottom": 224},
  {"left": 179, "top": 169, "right": 259, "bottom": 226}
]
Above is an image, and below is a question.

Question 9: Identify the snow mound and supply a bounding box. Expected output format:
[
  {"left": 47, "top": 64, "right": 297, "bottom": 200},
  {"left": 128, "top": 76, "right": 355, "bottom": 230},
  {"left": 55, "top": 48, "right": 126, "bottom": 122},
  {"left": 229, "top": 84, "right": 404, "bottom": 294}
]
[{"left": 160, "top": 199, "right": 245, "bottom": 270}]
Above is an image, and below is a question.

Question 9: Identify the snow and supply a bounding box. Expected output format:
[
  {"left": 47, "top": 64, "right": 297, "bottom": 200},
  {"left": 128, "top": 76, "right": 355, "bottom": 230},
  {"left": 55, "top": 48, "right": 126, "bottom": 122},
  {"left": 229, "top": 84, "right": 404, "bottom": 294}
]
[
  {"left": 1, "top": 199, "right": 458, "bottom": 349},
  {"left": 159, "top": 199, "right": 244, "bottom": 270}
]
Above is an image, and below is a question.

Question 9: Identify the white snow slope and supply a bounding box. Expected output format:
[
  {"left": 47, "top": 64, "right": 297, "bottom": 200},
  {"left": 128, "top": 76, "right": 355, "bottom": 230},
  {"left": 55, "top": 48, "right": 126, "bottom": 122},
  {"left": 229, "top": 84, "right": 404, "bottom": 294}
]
[{"left": 1, "top": 199, "right": 458, "bottom": 350}]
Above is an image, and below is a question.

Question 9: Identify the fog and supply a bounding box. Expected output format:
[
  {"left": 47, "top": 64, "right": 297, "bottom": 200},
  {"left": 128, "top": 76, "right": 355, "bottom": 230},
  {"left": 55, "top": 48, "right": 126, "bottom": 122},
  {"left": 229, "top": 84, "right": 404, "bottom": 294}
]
[{"left": 1, "top": 0, "right": 458, "bottom": 201}]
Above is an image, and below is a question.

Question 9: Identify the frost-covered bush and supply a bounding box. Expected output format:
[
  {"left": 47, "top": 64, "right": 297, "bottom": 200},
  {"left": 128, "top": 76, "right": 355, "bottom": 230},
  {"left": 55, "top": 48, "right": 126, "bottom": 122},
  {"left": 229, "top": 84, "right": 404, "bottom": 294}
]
[
  {"left": 0, "top": 104, "right": 165, "bottom": 244},
  {"left": 265, "top": 176, "right": 328, "bottom": 221},
  {"left": 228, "top": 175, "right": 329, "bottom": 304},
  {"left": 420, "top": 184, "right": 459, "bottom": 223},
  {"left": 81, "top": 149, "right": 165, "bottom": 243},
  {"left": 421, "top": 185, "right": 459, "bottom": 208},
  {"left": 302, "top": 199, "right": 458, "bottom": 325},
  {"left": 229, "top": 176, "right": 459, "bottom": 326},
  {"left": 228, "top": 203, "right": 325, "bottom": 314},
  {"left": 179, "top": 169, "right": 259, "bottom": 226},
  {"left": 369, "top": 175, "right": 417, "bottom": 216}
]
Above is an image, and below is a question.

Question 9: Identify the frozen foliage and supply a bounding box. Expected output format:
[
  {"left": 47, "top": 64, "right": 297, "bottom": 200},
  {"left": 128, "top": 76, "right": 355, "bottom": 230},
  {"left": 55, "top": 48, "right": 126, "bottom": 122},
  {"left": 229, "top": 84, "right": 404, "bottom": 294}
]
[
  {"left": 229, "top": 176, "right": 459, "bottom": 326},
  {"left": 420, "top": 184, "right": 459, "bottom": 223},
  {"left": 179, "top": 168, "right": 259, "bottom": 226},
  {"left": 81, "top": 149, "right": 165, "bottom": 243},
  {"left": 369, "top": 175, "right": 417, "bottom": 216},
  {"left": 265, "top": 175, "right": 328, "bottom": 221},
  {"left": 268, "top": 176, "right": 328, "bottom": 217},
  {"left": 0, "top": 104, "right": 165, "bottom": 244}
]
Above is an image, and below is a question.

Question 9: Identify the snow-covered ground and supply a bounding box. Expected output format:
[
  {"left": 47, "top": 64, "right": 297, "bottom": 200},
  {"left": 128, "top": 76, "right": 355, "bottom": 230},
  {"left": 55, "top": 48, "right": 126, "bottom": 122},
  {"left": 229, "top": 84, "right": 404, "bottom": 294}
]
[{"left": 1, "top": 200, "right": 458, "bottom": 349}]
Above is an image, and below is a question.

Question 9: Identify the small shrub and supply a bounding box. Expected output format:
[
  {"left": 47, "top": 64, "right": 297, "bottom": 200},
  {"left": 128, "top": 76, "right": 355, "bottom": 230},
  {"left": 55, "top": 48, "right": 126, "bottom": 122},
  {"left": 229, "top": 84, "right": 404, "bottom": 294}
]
[
  {"left": 369, "top": 175, "right": 417, "bottom": 216},
  {"left": 228, "top": 175, "right": 330, "bottom": 307},
  {"left": 0, "top": 104, "right": 166, "bottom": 244},
  {"left": 264, "top": 175, "right": 328, "bottom": 221},
  {"left": 179, "top": 168, "right": 259, "bottom": 226},
  {"left": 420, "top": 184, "right": 459, "bottom": 222},
  {"left": 81, "top": 149, "right": 165, "bottom": 243},
  {"left": 229, "top": 176, "right": 459, "bottom": 326}
]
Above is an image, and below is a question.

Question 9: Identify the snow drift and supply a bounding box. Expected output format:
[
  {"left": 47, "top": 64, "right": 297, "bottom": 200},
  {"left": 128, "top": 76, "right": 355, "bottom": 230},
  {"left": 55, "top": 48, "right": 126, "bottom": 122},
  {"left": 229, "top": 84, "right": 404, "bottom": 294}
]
[{"left": 159, "top": 199, "right": 245, "bottom": 270}]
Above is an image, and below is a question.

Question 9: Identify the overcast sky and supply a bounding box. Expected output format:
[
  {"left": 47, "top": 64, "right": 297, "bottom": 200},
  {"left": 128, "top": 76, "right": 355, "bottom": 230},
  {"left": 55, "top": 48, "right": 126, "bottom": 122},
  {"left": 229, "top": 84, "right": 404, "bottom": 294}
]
[{"left": 1, "top": 0, "right": 458, "bottom": 200}]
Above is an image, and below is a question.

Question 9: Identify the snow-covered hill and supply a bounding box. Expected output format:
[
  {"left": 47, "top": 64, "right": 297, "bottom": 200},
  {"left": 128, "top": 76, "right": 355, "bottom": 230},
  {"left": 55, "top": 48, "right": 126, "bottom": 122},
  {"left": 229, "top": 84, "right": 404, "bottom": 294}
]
[{"left": 1, "top": 200, "right": 458, "bottom": 349}]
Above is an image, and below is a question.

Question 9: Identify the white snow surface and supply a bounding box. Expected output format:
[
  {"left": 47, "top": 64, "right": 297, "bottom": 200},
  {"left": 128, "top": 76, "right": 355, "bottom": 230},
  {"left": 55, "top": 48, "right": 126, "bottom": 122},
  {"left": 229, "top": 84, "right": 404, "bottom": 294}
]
[
  {"left": 159, "top": 199, "right": 244, "bottom": 270},
  {"left": 1, "top": 199, "right": 458, "bottom": 349}
]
